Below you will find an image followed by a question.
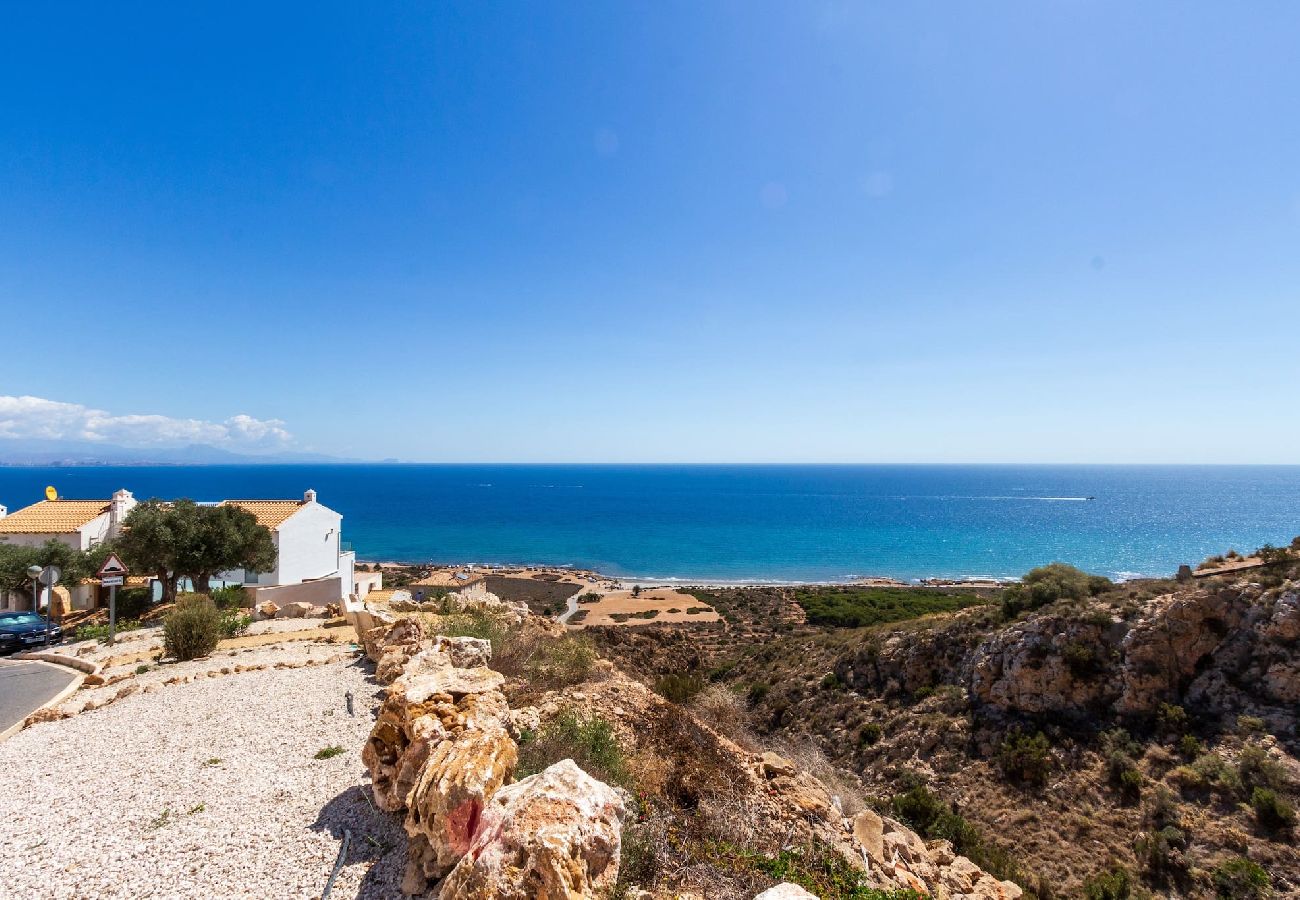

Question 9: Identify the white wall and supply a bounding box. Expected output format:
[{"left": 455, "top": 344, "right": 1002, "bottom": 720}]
[{"left": 273, "top": 502, "right": 344, "bottom": 587}]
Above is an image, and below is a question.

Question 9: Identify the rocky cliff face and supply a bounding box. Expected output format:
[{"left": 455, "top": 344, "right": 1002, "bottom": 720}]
[
  {"left": 966, "top": 585, "right": 1300, "bottom": 737},
  {"left": 355, "top": 591, "right": 1024, "bottom": 899}
]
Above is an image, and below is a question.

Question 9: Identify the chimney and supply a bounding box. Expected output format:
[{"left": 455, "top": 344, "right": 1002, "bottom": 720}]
[
  {"left": 109, "top": 489, "right": 135, "bottom": 536},
  {"left": 304, "top": 489, "right": 317, "bottom": 504}
]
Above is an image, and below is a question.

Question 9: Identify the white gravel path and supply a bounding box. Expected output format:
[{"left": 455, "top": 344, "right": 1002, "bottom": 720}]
[{"left": 0, "top": 659, "right": 406, "bottom": 899}]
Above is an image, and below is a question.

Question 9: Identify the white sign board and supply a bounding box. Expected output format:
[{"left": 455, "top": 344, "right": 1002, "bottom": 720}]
[{"left": 100, "top": 575, "right": 124, "bottom": 587}]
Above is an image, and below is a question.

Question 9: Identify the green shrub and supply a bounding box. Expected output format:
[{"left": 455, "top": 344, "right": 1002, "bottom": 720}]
[
  {"left": 890, "top": 782, "right": 1027, "bottom": 887},
  {"left": 1117, "top": 767, "right": 1145, "bottom": 802},
  {"left": 821, "top": 672, "right": 842, "bottom": 690},
  {"left": 1083, "top": 866, "right": 1141, "bottom": 900},
  {"left": 74, "top": 619, "right": 143, "bottom": 642},
  {"left": 1178, "top": 734, "right": 1204, "bottom": 760},
  {"left": 1189, "top": 752, "right": 1244, "bottom": 796},
  {"left": 1250, "top": 787, "right": 1296, "bottom": 831},
  {"left": 162, "top": 594, "right": 222, "bottom": 661},
  {"left": 1063, "top": 640, "right": 1102, "bottom": 676},
  {"left": 747, "top": 682, "right": 770, "bottom": 704},
  {"left": 1237, "top": 744, "right": 1285, "bottom": 794},
  {"left": 219, "top": 612, "right": 251, "bottom": 638},
  {"left": 440, "top": 607, "right": 511, "bottom": 651},
  {"left": 528, "top": 633, "right": 597, "bottom": 688},
  {"left": 517, "top": 709, "right": 628, "bottom": 787},
  {"left": 1157, "top": 703, "right": 1189, "bottom": 737},
  {"left": 614, "top": 822, "right": 661, "bottom": 891},
  {"left": 654, "top": 672, "right": 705, "bottom": 704},
  {"left": 791, "top": 585, "right": 984, "bottom": 628},
  {"left": 1237, "top": 715, "right": 1266, "bottom": 734},
  {"left": 1001, "top": 563, "right": 1111, "bottom": 618},
  {"left": 210, "top": 585, "right": 247, "bottom": 610},
  {"left": 114, "top": 586, "right": 154, "bottom": 620},
  {"left": 314, "top": 745, "right": 344, "bottom": 760},
  {"left": 997, "top": 728, "right": 1053, "bottom": 786},
  {"left": 1212, "top": 857, "right": 1270, "bottom": 899},
  {"left": 858, "top": 723, "right": 883, "bottom": 746},
  {"left": 1134, "top": 825, "right": 1187, "bottom": 884}
]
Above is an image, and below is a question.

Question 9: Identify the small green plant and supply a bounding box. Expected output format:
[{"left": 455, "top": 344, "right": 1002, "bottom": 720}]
[
  {"left": 1250, "top": 787, "right": 1296, "bottom": 831},
  {"left": 210, "top": 585, "right": 247, "bottom": 610},
  {"left": 187, "top": 803, "right": 206, "bottom": 815},
  {"left": 654, "top": 672, "right": 705, "bottom": 704},
  {"left": 747, "top": 682, "right": 770, "bottom": 704},
  {"left": 1237, "top": 715, "right": 1266, "bottom": 734},
  {"left": 1178, "top": 734, "right": 1204, "bottom": 760},
  {"left": 517, "top": 709, "right": 628, "bottom": 787},
  {"left": 1237, "top": 744, "right": 1285, "bottom": 794},
  {"left": 1157, "top": 703, "right": 1189, "bottom": 737},
  {"left": 1083, "top": 866, "right": 1141, "bottom": 900},
  {"left": 218, "top": 612, "right": 252, "bottom": 638},
  {"left": 1118, "top": 768, "right": 1145, "bottom": 802},
  {"left": 1212, "top": 857, "right": 1271, "bottom": 899},
  {"left": 820, "top": 672, "right": 842, "bottom": 690},
  {"left": 204, "top": 758, "right": 222, "bottom": 766},
  {"left": 858, "top": 723, "right": 883, "bottom": 746},
  {"left": 1064, "top": 640, "right": 1102, "bottom": 676},
  {"left": 997, "top": 728, "right": 1053, "bottom": 786},
  {"left": 162, "top": 595, "right": 223, "bottom": 661},
  {"left": 314, "top": 745, "right": 345, "bottom": 760},
  {"left": 134, "top": 664, "right": 152, "bottom": 675},
  {"left": 1134, "top": 826, "right": 1187, "bottom": 885},
  {"left": 74, "top": 619, "right": 144, "bottom": 642},
  {"left": 148, "top": 808, "right": 173, "bottom": 830}
]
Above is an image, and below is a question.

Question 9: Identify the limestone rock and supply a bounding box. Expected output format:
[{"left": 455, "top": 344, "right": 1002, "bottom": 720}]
[
  {"left": 435, "top": 635, "right": 493, "bottom": 668},
  {"left": 275, "top": 601, "right": 315, "bottom": 619},
  {"left": 440, "top": 759, "right": 625, "bottom": 900},
  {"left": 255, "top": 601, "right": 280, "bottom": 619},
  {"left": 754, "top": 885, "right": 819, "bottom": 899},
  {"left": 851, "top": 809, "right": 885, "bottom": 862},
  {"left": 402, "top": 726, "right": 518, "bottom": 891}
]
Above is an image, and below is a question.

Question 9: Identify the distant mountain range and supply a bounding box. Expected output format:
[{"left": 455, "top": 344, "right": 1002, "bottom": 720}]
[{"left": 0, "top": 438, "right": 357, "bottom": 466}]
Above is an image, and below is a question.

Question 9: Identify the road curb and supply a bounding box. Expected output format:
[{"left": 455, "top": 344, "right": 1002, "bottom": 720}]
[
  {"left": 13, "top": 650, "right": 101, "bottom": 676},
  {"left": 0, "top": 660, "right": 86, "bottom": 743}
]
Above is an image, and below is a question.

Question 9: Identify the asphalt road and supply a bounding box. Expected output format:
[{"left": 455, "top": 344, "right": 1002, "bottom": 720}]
[{"left": 0, "top": 659, "right": 78, "bottom": 734}]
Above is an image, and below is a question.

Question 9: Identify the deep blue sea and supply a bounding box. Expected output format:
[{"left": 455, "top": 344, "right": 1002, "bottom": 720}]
[{"left": 1, "top": 465, "right": 1297, "bottom": 583}]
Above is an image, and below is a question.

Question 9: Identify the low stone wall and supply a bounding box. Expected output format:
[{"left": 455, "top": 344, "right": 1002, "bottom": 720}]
[{"left": 246, "top": 577, "right": 343, "bottom": 608}]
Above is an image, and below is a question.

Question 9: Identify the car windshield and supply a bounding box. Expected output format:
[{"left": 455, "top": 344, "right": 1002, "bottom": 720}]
[{"left": 0, "top": 613, "right": 43, "bottom": 626}]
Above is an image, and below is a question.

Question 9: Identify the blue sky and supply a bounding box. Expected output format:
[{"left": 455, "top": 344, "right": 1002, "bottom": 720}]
[{"left": 1, "top": 2, "right": 1297, "bottom": 462}]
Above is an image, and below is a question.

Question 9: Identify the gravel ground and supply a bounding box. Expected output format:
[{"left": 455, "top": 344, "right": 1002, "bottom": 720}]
[{"left": 0, "top": 659, "right": 406, "bottom": 899}]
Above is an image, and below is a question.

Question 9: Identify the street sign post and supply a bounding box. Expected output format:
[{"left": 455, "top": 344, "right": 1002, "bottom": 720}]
[
  {"left": 38, "top": 565, "right": 60, "bottom": 646},
  {"left": 97, "top": 554, "right": 130, "bottom": 645}
]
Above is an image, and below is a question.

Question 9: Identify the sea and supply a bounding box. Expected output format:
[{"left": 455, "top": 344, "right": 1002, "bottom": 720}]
[{"left": 1, "top": 464, "right": 1297, "bottom": 584}]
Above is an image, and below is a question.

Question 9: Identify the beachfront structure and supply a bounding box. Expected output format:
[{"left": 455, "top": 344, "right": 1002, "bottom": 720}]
[
  {"left": 219, "top": 489, "right": 356, "bottom": 606},
  {"left": 0, "top": 489, "right": 137, "bottom": 611},
  {"left": 353, "top": 566, "right": 383, "bottom": 600},
  {"left": 409, "top": 568, "right": 484, "bottom": 603}
]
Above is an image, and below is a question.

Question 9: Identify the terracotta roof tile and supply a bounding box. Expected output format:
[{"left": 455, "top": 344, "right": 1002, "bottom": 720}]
[
  {"left": 0, "top": 500, "right": 110, "bottom": 534},
  {"left": 220, "top": 500, "right": 306, "bottom": 530}
]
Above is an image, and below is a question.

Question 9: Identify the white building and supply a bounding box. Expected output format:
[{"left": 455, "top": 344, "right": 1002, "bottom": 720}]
[
  {"left": 0, "top": 489, "right": 137, "bottom": 610},
  {"left": 219, "top": 489, "right": 356, "bottom": 606}
]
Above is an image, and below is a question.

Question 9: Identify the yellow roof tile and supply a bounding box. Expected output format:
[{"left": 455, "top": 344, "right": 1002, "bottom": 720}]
[
  {"left": 220, "top": 500, "right": 306, "bottom": 529},
  {"left": 0, "top": 500, "right": 111, "bottom": 534}
]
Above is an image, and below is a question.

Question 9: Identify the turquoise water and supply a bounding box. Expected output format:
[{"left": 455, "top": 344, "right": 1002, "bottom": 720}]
[{"left": 1, "top": 465, "right": 1297, "bottom": 582}]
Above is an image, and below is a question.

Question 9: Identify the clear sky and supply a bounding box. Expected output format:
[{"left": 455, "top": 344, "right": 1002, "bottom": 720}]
[{"left": 1, "top": 2, "right": 1298, "bottom": 463}]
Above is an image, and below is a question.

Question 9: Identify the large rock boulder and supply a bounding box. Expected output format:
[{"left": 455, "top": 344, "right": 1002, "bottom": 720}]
[
  {"left": 275, "top": 601, "right": 315, "bottom": 619},
  {"left": 439, "top": 759, "right": 625, "bottom": 900}
]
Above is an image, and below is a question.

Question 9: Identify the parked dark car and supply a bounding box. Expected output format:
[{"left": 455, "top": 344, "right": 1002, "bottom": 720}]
[{"left": 0, "top": 611, "right": 63, "bottom": 654}]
